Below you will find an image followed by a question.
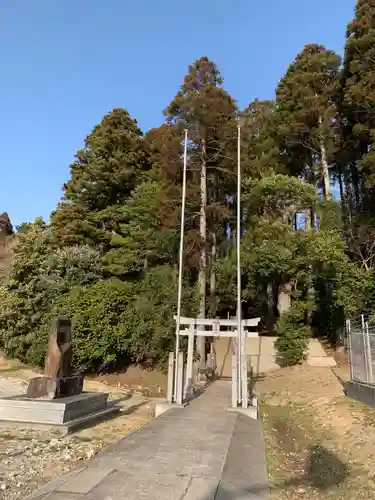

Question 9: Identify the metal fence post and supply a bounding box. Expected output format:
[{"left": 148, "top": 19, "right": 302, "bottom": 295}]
[
  {"left": 363, "top": 322, "right": 370, "bottom": 383},
  {"left": 347, "top": 320, "right": 354, "bottom": 381},
  {"left": 365, "top": 322, "right": 373, "bottom": 383}
]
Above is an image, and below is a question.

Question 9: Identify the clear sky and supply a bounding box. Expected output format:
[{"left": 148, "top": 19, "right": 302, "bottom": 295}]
[{"left": 1, "top": 0, "right": 356, "bottom": 227}]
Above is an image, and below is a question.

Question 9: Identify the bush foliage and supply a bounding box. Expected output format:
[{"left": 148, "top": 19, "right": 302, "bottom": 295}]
[{"left": 275, "top": 302, "right": 311, "bottom": 366}]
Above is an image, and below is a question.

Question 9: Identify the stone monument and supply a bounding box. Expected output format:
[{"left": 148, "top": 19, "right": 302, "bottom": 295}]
[
  {"left": 0, "top": 212, "right": 13, "bottom": 237},
  {"left": 26, "top": 317, "right": 84, "bottom": 399},
  {"left": 0, "top": 317, "right": 119, "bottom": 433}
]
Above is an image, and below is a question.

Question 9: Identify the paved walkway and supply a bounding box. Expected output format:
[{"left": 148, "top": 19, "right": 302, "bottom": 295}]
[{"left": 27, "top": 381, "right": 269, "bottom": 500}]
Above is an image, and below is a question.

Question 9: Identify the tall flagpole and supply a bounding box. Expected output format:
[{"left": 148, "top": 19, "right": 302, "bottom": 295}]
[
  {"left": 174, "top": 129, "right": 188, "bottom": 401},
  {"left": 237, "top": 123, "right": 242, "bottom": 405}
]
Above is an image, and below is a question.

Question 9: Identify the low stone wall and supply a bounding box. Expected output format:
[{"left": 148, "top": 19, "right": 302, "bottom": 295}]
[
  {"left": 214, "top": 337, "right": 336, "bottom": 377},
  {"left": 346, "top": 380, "right": 375, "bottom": 408}
]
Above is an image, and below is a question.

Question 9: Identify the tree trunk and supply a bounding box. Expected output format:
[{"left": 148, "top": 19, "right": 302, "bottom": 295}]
[
  {"left": 345, "top": 175, "right": 354, "bottom": 226},
  {"left": 318, "top": 116, "right": 331, "bottom": 201},
  {"left": 277, "top": 282, "right": 292, "bottom": 316},
  {"left": 266, "top": 282, "right": 276, "bottom": 331},
  {"left": 310, "top": 206, "right": 316, "bottom": 232},
  {"left": 306, "top": 276, "right": 315, "bottom": 326},
  {"left": 303, "top": 208, "right": 312, "bottom": 232},
  {"left": 293, "top": 212, "right": 298, "bottom": 231},
  {"left": 210, "top": 232, "right": 217, "bottom": 318},
  {"left": 337, "top": 166, "right": 349, "bottom": 231},
  {"left": 197, "top": 138, "right": 207, "bottom": 366},
  {"left": 338, "top": 167, "right": 345, "bottom": 213},
  {"left": 305, "top": 207, "right": 316, "bottom": 316},
  {"left": 305, "top": 164, "right": 316, "bottom": 232},
  {"left": 350, "top": 164, "right": 361, "bottom": 210},
  {"left": 338, "top": 167, "right": 344, "bottom": 204},
  {"left": 209, "top": 169, "right": 217, "bottom": 318}
]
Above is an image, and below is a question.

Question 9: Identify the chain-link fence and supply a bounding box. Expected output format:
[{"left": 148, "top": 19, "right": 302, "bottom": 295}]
[{"left": 347, "top": 315, "right": 375, "bottom": 384}]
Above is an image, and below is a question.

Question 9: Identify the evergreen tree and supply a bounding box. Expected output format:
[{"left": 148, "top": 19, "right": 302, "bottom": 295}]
[
  {"left": 164, "top": 56, "right": 238, "bottom": 360},
  {"left": 51, "top": 203, "right": 105, "bottom": 247},
  {"left": 104, "top": 181, "right": 180, "bottom": 277},
  {"left": 339, "top": 0, "right": 375, "bottom": 268},
  {"left": 276, "top": 44, "right": 341, "bottom": 200},
  {"left": 52, "top": 108, "right": 150, "bottom": 247},
  {"left": 64, "top": 108, "right": 148, "bottom": 210},
  {"left": 145, "top": 124, "right": 204, "bottom": 274},
  {"left": 241, "top": 99, "right": 283, "bottom": 180},
  {"left": 145, "top": 124, "right": 184, "bottom": 183},
  {"left": 340, "top": 0, "right": 375, "bottom": 186}
]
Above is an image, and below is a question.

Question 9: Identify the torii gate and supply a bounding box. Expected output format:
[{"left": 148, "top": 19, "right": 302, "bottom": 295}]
[
  {"left": 167, "top": 127, "right": 260, "bottom": 412},
  {"left": 167, "top": 316, "right": 261, "bottom": 409}
]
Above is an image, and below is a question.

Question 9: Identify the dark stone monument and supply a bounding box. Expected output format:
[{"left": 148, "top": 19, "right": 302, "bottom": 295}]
[
  {"left": 26, "top": 317, "right": 84, "bottom": 399},
  {"left": 0, "top": 318, "right": 118, "bottom": 432},
  {"left": 0, "top": 212, "right": 13, "bottom": 237}
]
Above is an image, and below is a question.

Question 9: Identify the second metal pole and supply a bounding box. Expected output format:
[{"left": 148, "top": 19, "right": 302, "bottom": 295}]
[
  {"left": 237, "top": 124, "right": 242, "bottom": 406},
  {"left": 174, "top": 129, "right": 188, "bottom": 402}
]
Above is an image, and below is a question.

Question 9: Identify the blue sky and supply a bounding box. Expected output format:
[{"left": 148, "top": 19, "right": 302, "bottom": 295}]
[{"left": 1, "top": 0, "right": 356, "bottom": 227}]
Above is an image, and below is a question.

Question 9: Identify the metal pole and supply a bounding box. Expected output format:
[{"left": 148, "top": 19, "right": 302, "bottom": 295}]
[
  {"left": 232, "top": 341, "right": 237, "bottom": 409},
  {"left": 365, "top": 322, "right": 373, "bottom": 383},
  {"left": 363, "top": 322, "right": 370, "bottom": 383},
  {"left": 346, "top": 320, "right": 354, "bottom": 381},
  {"left": 237, "top": 124, "right": 242, "bottom": 406},
  {"left": 174, "top": 129, "right": 188, "bottom": 401},
  {"left": 167, "top": 352, "right": 174, "bottom": 403}
]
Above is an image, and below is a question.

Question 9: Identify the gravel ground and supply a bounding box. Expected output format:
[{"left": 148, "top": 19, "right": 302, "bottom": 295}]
[
  {"left": 0, "top": 430, "right": 104, "bottom": 500},
  {"left": 0, "top": 377, "right": 28, "bottom": 398},
  {"left": 0, "top": 376, "right": 153, "bottom": 500}
]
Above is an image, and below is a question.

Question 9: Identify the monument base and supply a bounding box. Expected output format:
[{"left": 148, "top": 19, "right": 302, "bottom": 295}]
[
  {"left": 26, "top": 375, "right": 84, "bottom": 399},
  {"left": 0, "top": 392, "right": 118, "bottom": 434}
]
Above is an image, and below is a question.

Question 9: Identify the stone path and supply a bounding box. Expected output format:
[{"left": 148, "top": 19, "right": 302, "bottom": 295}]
[{"left": 26, "top": 381, "right": 269, "bottom": 499}]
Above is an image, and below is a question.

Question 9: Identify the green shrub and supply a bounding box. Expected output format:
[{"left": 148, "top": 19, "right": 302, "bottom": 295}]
[
  {"left": 275, "top": 302, "right": 311, "bottom": 366},
  {"left": 27, "top": 278, "right": 134, "bottom": 371},
  {"left": 124, "top": 265, "right": 198, "bottom": 367},
  {"left": 0, "top": 237, "right": 104, "bottom": 362},
  {"left": 27, "top": 267, "right": 198, "bottom": 373}
]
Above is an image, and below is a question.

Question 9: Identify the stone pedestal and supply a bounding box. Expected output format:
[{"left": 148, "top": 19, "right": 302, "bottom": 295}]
[
  {"left": 26, "top": 375, "right": 84, "bottom": 399},
  {"left": 0, "top": 392, "right": 118, "bottom": 434},
  {"left": 0, "top": 318, "right": 119, "bottom": 434}
]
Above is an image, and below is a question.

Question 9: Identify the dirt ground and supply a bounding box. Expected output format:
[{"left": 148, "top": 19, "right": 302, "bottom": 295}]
[
  {"left": 94, "top": 364, "right": 168, "bottom": 397},
  {"left": 0, "top": 355, "right": 158, "bottom": 499},
  {"left": 255, "top": 365, "right": 375, "bottom": 499}
]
